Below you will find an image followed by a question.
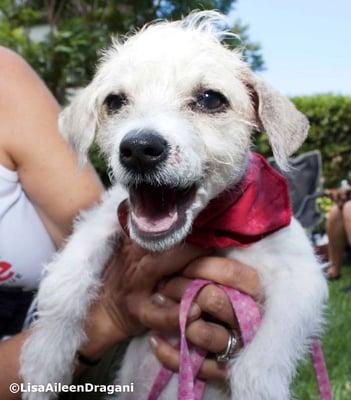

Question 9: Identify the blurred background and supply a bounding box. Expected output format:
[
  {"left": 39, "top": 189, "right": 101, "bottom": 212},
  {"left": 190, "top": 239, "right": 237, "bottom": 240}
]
[
  {"left": 1, "top": 0, "right": 349, "bottom": 189},
  {"left": 1, "top": 1, "right": 350, "bottom": 399}
]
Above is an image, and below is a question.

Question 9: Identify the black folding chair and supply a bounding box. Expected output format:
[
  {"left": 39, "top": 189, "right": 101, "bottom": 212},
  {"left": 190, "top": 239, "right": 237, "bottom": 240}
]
[{"left": 269, "top": 150, "right": 324, "bottom": 234}]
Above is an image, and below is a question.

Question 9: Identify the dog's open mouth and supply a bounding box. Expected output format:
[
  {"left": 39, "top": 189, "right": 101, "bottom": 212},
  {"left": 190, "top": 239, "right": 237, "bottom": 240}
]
[{"left": 129, "top": 183, "right": 197, "bottom": 237}]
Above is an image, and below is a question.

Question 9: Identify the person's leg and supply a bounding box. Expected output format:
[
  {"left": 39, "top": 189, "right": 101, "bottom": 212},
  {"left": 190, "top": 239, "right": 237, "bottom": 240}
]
[
  {"left": 326, "top": 204, "right": 348, "bottom": 278},
  {"left": 342, "top": 200, "right": 351, "bottom": 244}
]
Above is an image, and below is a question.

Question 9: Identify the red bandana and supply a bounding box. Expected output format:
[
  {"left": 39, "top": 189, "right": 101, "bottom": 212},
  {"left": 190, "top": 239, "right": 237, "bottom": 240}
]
[{"left": 118, "top": 152, "right": 291, "bottom": 249}]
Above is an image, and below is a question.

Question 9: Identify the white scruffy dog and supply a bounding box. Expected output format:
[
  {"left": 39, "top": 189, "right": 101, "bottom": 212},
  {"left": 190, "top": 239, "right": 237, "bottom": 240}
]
[{"left": 21, "top": 11, "right": 328, "bottom": 400}]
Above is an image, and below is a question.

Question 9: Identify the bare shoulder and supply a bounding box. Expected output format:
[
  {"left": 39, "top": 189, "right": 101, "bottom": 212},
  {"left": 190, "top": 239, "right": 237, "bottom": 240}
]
[
  {"left": 0, "top": 46, "right": 28, "bottom": 68},
  {"left": 0, "top": 46, "right": 25, "bottom": 70},
  {"left": 0, "top": 47, "right": 47, "bottom": 98},
  {"left": 0, "top": 47, "right": 39, "bottom": 167},
  {"left": 0, "top": 47, "right": 60, "bottom": 163},
  {"left": 0, "top": 46, "right": 59, "bottom": 127}
]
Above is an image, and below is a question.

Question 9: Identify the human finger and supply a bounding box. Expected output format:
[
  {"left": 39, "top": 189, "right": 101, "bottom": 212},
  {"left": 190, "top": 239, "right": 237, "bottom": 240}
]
[
  {"left": 186, "top": 320, "right": 235, "bottom": 353},
  {"left": 183, "top": 257, "right": 261, "bottom": 299},
  {"left": 160, "top": 279, "right": 236, "bottom": 326},
  {"left": 133, "top": 294, "right": 201, "bottom": 332},
  {"left": 149, "top": 335, "right": 227, "bottom": 382},
  {"left": 149, "top": 245, "right": 213, "bottom": 280}
]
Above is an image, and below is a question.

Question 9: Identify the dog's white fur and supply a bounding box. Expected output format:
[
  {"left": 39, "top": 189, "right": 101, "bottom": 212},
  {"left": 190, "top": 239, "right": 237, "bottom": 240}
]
[{"left": 20, "top": 11, "right": 328, "bottom": 400}]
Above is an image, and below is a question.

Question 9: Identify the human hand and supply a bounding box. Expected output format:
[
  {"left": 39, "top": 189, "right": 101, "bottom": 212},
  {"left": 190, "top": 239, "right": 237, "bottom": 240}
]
[
  {"left": 326, "top": 187, "right": 351, "bottom": 209},
  {"left": 148, "top": 257, "right": 261, "bottom": 381},
  {"left": 80, "top": 237, "right": 210, "bottom": 360}
]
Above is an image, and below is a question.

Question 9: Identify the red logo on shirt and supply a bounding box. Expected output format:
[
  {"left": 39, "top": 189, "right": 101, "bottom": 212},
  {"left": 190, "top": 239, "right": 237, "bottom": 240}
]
[{"left": 0, "top": 261, "right": 14, "bottom": 282}]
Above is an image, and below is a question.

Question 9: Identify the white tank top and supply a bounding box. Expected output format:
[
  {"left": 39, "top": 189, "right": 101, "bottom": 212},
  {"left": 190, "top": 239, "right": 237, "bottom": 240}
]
[{"left": 0, "top": 164, "right": 55, "bottom": 291}]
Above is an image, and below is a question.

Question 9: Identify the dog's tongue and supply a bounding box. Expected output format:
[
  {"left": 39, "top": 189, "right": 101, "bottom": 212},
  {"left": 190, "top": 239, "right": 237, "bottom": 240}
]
[{"left": 130, "top": 184, "right": 178, "bottom": 233}]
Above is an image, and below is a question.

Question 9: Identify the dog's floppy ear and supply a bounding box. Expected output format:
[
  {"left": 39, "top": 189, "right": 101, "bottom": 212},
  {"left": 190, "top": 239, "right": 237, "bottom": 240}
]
[
  {"left": 247, "top": 75, "right": 309, "bottom": 169},
  {"left": 59, "top": 85, "right": 98, "bottom": 166}
]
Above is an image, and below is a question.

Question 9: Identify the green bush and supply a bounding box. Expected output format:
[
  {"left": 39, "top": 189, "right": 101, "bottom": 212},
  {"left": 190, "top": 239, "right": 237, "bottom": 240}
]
[
  {"left": 89, "top": 144, "right": 110, "bottom": 187},
  {"left": 255, "top": 94, "right": 351, "bottom": 188}
]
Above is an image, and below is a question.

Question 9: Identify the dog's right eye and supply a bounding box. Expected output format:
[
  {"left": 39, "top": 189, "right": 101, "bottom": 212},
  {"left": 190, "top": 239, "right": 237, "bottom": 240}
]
[{"left": 104, "top": 93, "right": 128, "bottom": 113}]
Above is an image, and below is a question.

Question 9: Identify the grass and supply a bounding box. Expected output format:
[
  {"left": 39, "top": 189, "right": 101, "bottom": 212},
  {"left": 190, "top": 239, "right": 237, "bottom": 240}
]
[{"left": 293, "top": 263, "right": 351, "bottom": 399}]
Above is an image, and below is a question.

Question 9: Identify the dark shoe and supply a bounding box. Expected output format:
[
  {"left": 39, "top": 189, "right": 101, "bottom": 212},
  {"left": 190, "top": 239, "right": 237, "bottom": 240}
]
[
  {"left": 325, "top": 265, "right": 341, "bottom": 281},
  {"left": 327, "top": 274, "right": 341, "bottom": 281}
]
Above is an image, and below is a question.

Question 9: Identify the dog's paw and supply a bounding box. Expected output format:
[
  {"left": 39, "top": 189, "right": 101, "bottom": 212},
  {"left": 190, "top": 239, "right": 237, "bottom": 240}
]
[{"left": 20, "top": 320, "right": 83, "bottom": 400}]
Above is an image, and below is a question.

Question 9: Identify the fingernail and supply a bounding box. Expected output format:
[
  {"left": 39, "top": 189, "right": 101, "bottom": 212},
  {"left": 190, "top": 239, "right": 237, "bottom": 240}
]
[
  {"left": 152, "top": 293, "right": 167, "bottom": 306},
  {"left": 189, "top": 303, "right": 200, "bottom": 318},
  {"left": 149, "top": 335, "right": 159, "bottom": 350}
]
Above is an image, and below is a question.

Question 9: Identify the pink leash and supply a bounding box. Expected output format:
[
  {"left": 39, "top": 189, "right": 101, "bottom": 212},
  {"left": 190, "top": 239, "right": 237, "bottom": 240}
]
[{"left": 148, "top": 279, "right": 332, "bottom": 400}]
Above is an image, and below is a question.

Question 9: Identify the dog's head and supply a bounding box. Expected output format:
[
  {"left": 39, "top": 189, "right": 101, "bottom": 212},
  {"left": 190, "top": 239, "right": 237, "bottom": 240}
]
[{"left": 59, "top": 11, "right": 308, "bottom": 251}]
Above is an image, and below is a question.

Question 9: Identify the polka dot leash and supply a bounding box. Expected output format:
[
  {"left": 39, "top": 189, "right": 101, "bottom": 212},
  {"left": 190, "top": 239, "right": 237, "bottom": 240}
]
[
  {"left": 312, "top": 338, "right": 332, "bottom": 400},
  {"left": 147, "top": 279, "right": 331, "bottom": 400}
]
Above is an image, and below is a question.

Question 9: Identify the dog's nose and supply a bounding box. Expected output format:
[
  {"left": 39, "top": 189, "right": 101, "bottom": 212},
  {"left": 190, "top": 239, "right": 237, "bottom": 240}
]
[{"left": 119, "top": 130, "right": 169, "bottom": 172}]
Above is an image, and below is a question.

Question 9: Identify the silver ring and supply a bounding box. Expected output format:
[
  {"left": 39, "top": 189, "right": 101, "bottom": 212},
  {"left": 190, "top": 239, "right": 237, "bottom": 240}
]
[{"left": 216, "top": 330, "right": 239, "bottom": 363}]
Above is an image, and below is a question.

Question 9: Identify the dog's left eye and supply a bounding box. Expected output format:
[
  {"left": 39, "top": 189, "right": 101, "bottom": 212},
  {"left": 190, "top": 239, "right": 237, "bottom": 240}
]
[
  {"left": 104, "top": 93, "right": 128, "bottom": 113},
  {"left": 191, "top": 90, "right": 229, "bottom": 113}
]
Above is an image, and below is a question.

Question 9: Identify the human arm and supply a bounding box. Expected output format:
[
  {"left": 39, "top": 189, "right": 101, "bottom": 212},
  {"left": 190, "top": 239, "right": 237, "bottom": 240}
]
[
  {"left": 0, "top": 304, "right": 126, "bottom": 400},
  {"left": 0, "top": 47, "right": 103, "bottom": 246}
]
